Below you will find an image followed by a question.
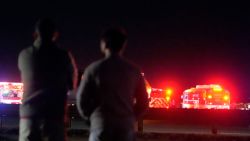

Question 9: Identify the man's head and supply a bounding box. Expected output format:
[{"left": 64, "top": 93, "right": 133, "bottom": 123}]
[
  {"left": 100, "top": 27, "right": 128, "bottom": 55},
  {"left": 34, "top": 18, "right": 58, "bottom": 41}
]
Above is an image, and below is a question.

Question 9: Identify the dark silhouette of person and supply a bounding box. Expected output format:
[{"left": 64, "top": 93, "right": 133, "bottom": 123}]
[
  {"left": 76, "top": 27, "right": 149, "bottom": 141},
  {"left": 18, "top": 18, "right": 78, "bottom": 141}
]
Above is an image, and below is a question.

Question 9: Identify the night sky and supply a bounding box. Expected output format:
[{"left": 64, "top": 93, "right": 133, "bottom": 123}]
[{"left": 1, "top": 1, "right": 250, "bottom": 102}]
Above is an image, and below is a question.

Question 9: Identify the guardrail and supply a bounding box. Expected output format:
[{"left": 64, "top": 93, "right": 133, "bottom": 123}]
[{"left": 138, "top": 108, "right": 250, "bottom": 133}]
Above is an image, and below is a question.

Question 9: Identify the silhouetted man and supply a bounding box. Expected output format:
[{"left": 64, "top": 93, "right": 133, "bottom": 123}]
[
  {"left": 18, "top": 18, "right": 77, "bottom": 141},
  {"left": 76, "top": 27, "right": 148, "bottom": 141}
]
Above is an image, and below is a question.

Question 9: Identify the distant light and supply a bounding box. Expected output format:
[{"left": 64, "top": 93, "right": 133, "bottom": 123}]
[
  {"left": 0, "top": 82, "right": 23, "bottom": 104},
  {"left": 166, "top": 88, "right": 173, "bottom": 95},
  {"left": 208, "top": 95, "right": 212, "bottom": 99},
  {"left": 184, "top": 88, "right": 195, "bottom": 93},
  {"left": 183, "top": 104, "right": 191, "bottom": 108},
  {"left": 144, "top": 78, "right": 152, "bottom": 96},
  {"left": 223, "top": 95, "right": 229, "bottom": 101},
  {"left": 166, "top": 96, "right": 170, "bottom": 102},
  {"left": 213, "top": 86, "right": 223, "bottom": 92},
  {"left": 146, "top": 87, "right": 152, "bottom": 95}
]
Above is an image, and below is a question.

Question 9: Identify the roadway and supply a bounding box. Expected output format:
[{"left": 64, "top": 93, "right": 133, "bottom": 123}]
[
  {"left": 2, "top": 116, "right": 249, "bottom": 136},
  {"left": 1, "top": 104, "right": 250, "bottom": 140},
  {"left": 1, "top": 117, "right": 250, "bottom": 141}
]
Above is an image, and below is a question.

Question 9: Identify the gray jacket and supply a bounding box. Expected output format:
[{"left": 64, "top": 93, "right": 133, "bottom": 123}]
[
  {"left": 76, "top": 54, "right": 148, "bottom": 129},
  {"left": 18, "top": 40, "right": 77, "bottom": 118}
]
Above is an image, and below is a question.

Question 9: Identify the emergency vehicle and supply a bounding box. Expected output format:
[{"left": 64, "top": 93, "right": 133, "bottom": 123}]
[
  {"left": 0, "top": 82, "right": 23, "bottom": 104},
  {"left": 181, "top": 84, "right": 230, "bottom": 109},
  {"left": 143, "top": 74, "right": 174, "bottom": 108}
]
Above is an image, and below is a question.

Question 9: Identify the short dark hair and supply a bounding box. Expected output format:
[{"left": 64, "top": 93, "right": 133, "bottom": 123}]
[
  {"left": 101, "top": 27, "right": 128, "bottom": 52},
  {"left": 35, "top": 18, "right": 56, "bottom": 39}
]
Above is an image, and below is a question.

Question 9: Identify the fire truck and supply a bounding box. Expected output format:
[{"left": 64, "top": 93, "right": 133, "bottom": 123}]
[
  {"left": 143, "top": 74, "right": 174, "bottom": 108},
  {"left": 0, "top": 82, "right": 23, "bottom": 104},
  {"left": 181, "top": 84, "right": 230, "bottom": 109},
  {"left": 148, "top": 87, "right": 174, "bottom": 108}
]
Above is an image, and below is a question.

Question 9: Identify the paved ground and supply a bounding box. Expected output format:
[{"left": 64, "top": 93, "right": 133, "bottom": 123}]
[
  {"left": 1, "top": 116, "right": 250, "bottom": 141},
  {"left": 2, "top": 132, "right": 250, "bottom": 141},
  {"left": 142, "top": 120, "right": 250, "bottom": 136}
]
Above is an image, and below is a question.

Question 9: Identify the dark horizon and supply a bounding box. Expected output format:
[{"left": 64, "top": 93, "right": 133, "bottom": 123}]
[{"left": 0, "top": 1, "right": 250, "bottom": 102}]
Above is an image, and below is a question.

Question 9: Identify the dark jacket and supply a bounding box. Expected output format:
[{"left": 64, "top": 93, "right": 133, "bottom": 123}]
[{"left": 18, "top": 40, "right": 77, "bottom": 118}]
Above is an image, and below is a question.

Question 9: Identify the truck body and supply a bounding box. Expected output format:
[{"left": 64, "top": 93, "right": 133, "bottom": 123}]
[
  {"left": 143, "top": 74, "right": 174, "bottom": 109},
  {"left": 182, "top": 84, "right": 230, "bottom": 109}
]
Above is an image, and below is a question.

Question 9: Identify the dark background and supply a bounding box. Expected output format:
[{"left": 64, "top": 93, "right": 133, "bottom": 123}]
[{"left": 0, "top": 1, "right": 250, "bottom": 103}]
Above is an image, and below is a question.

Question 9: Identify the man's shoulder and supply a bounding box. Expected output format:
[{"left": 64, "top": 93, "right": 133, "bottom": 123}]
[
  {"left": 85, "top": 57, "right": 142, "bottom": 75},
  {"left": 18, "top": 46, "right": 34, "bottom": 57},
  {"left": 86, "top": 59, "right": 105, "bottom": 71}
]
